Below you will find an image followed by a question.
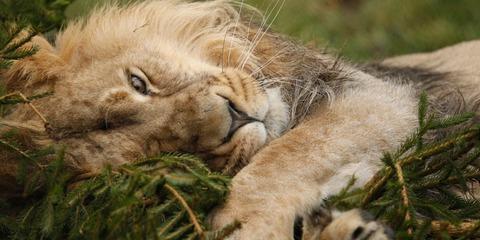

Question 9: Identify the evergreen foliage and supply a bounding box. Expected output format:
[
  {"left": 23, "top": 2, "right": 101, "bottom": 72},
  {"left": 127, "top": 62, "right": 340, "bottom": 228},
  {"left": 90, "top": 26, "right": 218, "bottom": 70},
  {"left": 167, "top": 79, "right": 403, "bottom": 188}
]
[
  {"left": 0, "top": 151, "right": 235, "bottom": 240},
  {"left": 0, "top": 24, "right": 36, "bottom": 72},
  {"left": 327, "top": 93, "right": 480, "bottom": 239},
  {"left": 0, "top": 0, "right": 73, "bottom": 31},
  {"left": 0, "top": 0, "right": 73, "bottom": 70}
]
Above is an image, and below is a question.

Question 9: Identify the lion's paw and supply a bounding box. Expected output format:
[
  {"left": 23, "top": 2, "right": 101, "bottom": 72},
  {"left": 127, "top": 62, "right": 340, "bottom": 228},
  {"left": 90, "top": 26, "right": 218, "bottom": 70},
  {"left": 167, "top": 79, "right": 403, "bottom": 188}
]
[{"left": 304, "top": 209, "right": 393, "bottom": 240}]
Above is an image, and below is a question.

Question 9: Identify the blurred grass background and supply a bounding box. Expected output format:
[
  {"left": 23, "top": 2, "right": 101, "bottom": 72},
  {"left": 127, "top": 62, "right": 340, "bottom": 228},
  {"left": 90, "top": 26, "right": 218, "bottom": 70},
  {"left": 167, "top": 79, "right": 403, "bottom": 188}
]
[{"left": 65, "top": 0, "right": 480, "bottom": 60}]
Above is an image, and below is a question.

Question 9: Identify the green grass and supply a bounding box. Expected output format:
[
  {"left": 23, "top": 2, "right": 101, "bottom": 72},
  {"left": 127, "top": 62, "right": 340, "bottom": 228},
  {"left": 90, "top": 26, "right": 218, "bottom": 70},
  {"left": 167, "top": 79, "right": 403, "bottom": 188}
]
[
  {"left": 65, "top": 0, "right": 480, "bottom": 60},
  {"left": 248, "top": 0, "right": 480, "bottom": 60}
]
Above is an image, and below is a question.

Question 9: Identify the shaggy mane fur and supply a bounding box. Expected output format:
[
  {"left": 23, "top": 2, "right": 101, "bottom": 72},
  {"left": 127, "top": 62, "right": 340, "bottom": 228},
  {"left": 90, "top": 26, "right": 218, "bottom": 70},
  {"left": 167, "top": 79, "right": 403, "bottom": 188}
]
[{"left": 68, "top": 0, "right": 351, "bottom": 128}]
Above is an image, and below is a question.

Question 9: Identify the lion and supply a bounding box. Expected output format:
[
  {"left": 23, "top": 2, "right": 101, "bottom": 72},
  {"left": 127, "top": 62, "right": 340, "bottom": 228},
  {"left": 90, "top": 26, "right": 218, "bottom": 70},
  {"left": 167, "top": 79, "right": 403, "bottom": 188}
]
[{"left": 2, "top": 0, "right": 480, "bottom": 239}]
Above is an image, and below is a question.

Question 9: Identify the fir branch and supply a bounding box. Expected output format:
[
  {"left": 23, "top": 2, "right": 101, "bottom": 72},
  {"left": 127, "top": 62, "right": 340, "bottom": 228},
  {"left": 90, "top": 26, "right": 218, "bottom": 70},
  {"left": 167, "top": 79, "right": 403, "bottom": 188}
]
[
  {"left": 362, "top": 129, "right": 479, "bottom": 206},
  {"left": 2, "top": 46, "right": 38, "bottom": 60},
  {"left": 418, "top": 92, "right": 428, "bottom": 128},
  {"left": 1, "top": 153, "right": 233, "bottom": 239},
  {"left": 429, "top": 113, "right": 476, "bottom": 130},
  {"left": 1, "top": 24, "right": 24, "bottom": 49},
  {"left": 0, "top": 28, "right": 38, "bottom": 70},
  {"left": 0, "top": 28, "right": 37, "bottom": 55},
  {"left": 331, "top": 93, "right": 480, "bottom": 239},
  {"left": 164, "top": 184, "right": 204, "bottom": 238},
  {"left": 412, "top": 169, "right": 480, "bottom": 190},
  {"left": 415, "top": 143, "right": 477, "bottom": 178}
]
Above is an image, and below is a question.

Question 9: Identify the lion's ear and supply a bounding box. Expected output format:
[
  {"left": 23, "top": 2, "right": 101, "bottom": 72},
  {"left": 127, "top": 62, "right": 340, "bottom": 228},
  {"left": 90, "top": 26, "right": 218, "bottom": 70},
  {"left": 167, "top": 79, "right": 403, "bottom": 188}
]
[{"left": 3, "top": 35, "right": 65, "bottom": 93}]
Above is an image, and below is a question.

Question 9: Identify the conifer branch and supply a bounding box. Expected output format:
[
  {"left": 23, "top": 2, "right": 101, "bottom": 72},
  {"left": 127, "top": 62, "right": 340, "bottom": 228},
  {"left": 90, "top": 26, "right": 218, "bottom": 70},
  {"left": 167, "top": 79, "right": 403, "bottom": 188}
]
[
  {"left": 164, "top": 183, "right": 205, "bottom": 238},
  {"left": 0, "top": 29, "right": 36, "bottom": 55},
  {"left": 1, "top": 154, "right": 232, "bottom": 239},
  {"left": 330, "top": 94, "right": 480, "bottom": 239},
  {"left": 412, "top": 171, "right": 480, "bottom": 190},
  {"left": 415, "top": 143, "right": 477, "bottom": 178},
  {"left": 362, "top": 129, "right": 479, "bottom": 206}
]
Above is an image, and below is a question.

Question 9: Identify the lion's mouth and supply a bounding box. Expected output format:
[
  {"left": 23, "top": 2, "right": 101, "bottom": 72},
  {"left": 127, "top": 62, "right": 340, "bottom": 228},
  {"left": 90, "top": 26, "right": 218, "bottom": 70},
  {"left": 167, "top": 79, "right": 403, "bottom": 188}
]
[{"left": 223, "top": 100, "right": 262, "bottom": 143}]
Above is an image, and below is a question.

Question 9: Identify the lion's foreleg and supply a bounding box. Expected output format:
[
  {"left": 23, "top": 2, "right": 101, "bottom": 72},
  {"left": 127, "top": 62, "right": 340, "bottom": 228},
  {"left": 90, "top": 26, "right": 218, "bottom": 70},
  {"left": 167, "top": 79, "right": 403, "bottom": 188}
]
[{"left": 211, "top": 76, "right": 419, "bottom": 239}]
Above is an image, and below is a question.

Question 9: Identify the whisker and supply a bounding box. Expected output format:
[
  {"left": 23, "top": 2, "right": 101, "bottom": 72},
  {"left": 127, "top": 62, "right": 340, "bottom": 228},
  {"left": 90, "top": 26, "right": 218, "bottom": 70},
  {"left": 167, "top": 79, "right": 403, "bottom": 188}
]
[
  {"left": 226, "top": 0, "right": 245, "bottom": 69},
  {"left": 260, "top": 77, "right": 310, "bottom": 89},
  {"left": 102, "top": 104, "right": 113, "bottom": 130},
  {"left": 221, "top": 27, "right": 228, "bottom": 73},
  {"left": 262, "top": 80, "right": 318, "bottom": 94},
  {"left": 236, "top": 0, "right": 279, "bottom": 70},
  {"left": 249, "top": 45, "right": 288, "bottom": 77},
  {"left": 240, "top": 0, "right": 285, "bottom": 71},
  {"left": 235, "top": 9, "right": 259, "bottom": 71}
]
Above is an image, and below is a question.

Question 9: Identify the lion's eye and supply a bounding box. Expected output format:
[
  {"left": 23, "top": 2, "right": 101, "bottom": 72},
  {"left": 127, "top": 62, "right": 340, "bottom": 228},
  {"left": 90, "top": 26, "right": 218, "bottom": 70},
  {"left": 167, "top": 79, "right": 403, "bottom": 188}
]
[{"left": 129, "top": 74, "right": 148, "bottom": 95}]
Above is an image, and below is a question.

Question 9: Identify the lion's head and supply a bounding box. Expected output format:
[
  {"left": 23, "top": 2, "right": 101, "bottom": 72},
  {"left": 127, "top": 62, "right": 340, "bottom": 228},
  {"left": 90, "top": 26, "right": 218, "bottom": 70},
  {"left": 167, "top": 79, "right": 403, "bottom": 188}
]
[{"left": 2, "top": 0, "right": 345, "bottom": 179}]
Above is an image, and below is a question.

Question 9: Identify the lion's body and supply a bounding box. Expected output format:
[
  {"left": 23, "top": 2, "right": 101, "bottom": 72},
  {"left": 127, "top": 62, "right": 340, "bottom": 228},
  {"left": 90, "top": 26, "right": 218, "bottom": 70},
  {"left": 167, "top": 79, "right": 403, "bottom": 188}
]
[{"left": 2, "top": 1, "right": 480, "bottom": 239}]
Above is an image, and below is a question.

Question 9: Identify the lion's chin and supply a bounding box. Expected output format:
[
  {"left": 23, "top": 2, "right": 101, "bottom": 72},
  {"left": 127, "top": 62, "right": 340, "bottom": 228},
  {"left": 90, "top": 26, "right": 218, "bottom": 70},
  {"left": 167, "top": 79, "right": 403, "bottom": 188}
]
[
  {"left": 263, "top": 87, "right": 291, "bottom": 141},
  {"left": 207, "top": 122, "right": 267, "bottom": 175}
]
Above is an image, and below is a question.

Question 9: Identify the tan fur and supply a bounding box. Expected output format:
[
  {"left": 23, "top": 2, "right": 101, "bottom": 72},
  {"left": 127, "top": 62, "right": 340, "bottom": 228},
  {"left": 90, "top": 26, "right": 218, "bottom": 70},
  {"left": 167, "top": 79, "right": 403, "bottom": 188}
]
[
  {"left": 2, "top": 1, "right": 480, "bottom": 239},
  {"left": 2, "top": 0, "right": 290, "bottom": 177},
  {"left": 382, "top": 40, "right": 480, "bottom": 114}
]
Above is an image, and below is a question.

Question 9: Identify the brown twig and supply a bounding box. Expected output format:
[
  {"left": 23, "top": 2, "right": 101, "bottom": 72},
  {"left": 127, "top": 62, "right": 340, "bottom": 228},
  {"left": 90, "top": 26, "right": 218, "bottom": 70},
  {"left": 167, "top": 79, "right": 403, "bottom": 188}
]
[
  {"left": 17, "top": 92, "right": 48, "bottom": 124},
  {"left": 431, "top": 220, "right": 480, "bottom": 237},
  {"left": 0, "top": 138, "right": 43, "bottom": 168},
  {"left": 394, "top": 161, "right": 413, "bottom": 235},
  {"left": 164, "top": 183, "right": 204, "bottom": 238},
  {"left": 67, "top": 172, "right": 100, "bottom": 191},
  {"left": 72, "top": 172, "right": 100, "bottom": 182},
  {"left": 0, "top": 92, "right": 22, "bottom": 100},
  {"left": 1, "top": 91, "right": 48, "bottom": 124},
  {"left": 0, "top": 119, "right": 45, "bottom": 133},
  {"left": 361, "top": 130, "right": 479, "bottom": 206}
]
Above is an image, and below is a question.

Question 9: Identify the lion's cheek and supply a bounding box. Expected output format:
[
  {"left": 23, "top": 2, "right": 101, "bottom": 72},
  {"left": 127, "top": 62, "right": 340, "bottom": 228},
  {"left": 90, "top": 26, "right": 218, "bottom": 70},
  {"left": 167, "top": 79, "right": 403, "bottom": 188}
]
[{"left": 61, "top": 130, "right": 145, "bottom": 172}]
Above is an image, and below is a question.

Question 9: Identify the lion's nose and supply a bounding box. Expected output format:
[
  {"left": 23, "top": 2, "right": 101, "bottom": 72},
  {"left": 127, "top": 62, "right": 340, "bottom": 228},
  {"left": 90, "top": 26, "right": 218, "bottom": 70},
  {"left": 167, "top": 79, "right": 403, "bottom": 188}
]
[{"left": 226, "top": 101, "right": 260, "bottom": 139}]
